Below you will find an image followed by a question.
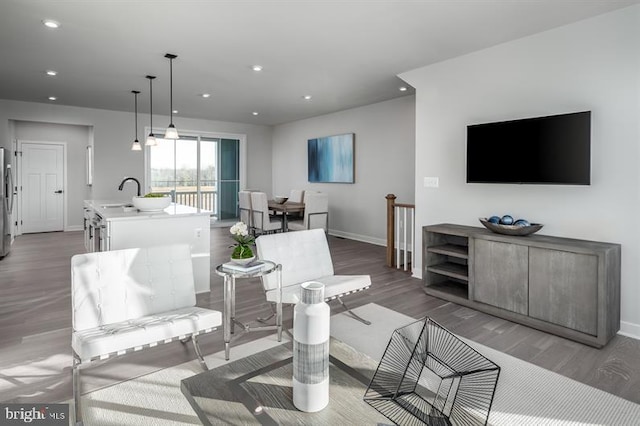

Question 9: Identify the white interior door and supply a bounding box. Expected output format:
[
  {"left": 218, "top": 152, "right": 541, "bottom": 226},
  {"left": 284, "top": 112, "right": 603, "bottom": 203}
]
[{"left": 20, "top": 142, "right": 64, "bottom": 233}]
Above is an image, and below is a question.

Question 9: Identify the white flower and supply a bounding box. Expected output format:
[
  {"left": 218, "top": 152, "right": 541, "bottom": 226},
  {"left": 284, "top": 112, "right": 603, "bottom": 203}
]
[{"left": 230, "top": 221, "right": 248, "bottom": 237}]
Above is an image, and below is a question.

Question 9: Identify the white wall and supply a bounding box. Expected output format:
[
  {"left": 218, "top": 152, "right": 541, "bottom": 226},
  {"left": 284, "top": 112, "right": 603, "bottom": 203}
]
[
  {"left": 13, "top": 120, "right": 92, "bottom": 230},
  {"left": 272, "top": 95, "right": 415, "bottom": 244},
  {"left": 0, "top": 99, "right": 273, "bottom": 228},
  {"left": 401, "top": 6, "right": 640, "bottom": 337}
]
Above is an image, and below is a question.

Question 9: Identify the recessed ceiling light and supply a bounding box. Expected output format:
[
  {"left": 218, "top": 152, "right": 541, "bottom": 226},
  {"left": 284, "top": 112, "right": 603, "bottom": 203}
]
[
  {"left": 46, "top": 70, "right": 58, "bottom": 76},
  {"left": 399, "top": 86, "right": 408, "bottom": 92},
  {"left": 303, "top": 95, "right": 312, "bottom": 100},
  {"left": 172, "top": 110, "right": 178, "bottom": 114},
  {"left": 252, "top": 65, "right": 263, "bottom": 72},
  {"left": 201, "top": 93, "right": 211, "bottom": 98},
  {"left": 42, "top": 19, "right": 60, "bottom": 29},
  {"left": 48, "top": 96, "right": 57, "bottom": 101},
  {"left": 252, "top": 112, "right": 259, "bottom": 116}
]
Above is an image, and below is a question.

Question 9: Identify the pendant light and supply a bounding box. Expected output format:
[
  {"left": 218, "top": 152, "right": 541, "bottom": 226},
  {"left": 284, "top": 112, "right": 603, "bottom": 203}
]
[
  {"left": 145, "top": 75, "right": 157, "bottom": 146},
  {"left": 164, "top": 53, "right": 179, "bottom": 139},
  {"left": 131, "top": 90, "right": 142, "bottom": 151}
]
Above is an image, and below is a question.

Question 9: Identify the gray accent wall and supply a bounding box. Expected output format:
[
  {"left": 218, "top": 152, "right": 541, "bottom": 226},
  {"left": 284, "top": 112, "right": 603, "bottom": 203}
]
[
  {"left": 401, "top": 6, "right": 640, "bottom": 338},
  {"left": 272, "top": 96, "right": 416, "bottom": 245}
]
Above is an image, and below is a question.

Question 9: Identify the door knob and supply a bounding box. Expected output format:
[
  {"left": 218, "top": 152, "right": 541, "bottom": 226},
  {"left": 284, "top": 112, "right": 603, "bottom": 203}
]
[{"left": 54, "top": 190, "right": 63, "bottom": 194}]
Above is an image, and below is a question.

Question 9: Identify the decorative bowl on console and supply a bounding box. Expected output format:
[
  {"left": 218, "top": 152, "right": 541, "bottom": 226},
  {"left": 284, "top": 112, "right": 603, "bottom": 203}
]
[{"left": 479, "top": 218, "right": 543, "bottom": 236}]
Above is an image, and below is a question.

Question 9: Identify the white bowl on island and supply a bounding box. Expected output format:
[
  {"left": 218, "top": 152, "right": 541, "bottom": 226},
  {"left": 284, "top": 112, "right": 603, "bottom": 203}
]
[{"left": 132, "top": 195, "right": 172, "bottom": 212}]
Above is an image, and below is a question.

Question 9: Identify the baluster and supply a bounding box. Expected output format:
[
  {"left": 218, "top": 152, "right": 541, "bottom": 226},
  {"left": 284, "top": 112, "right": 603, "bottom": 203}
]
[
  {"left": 386, "top": 194, "right": 396, "bottom": 267},
  {"left": 396, "top": 206, "right": 400, "bottom": 269},
  {"left": 403, "top": 207, "right": 408, "bottom": 271}
]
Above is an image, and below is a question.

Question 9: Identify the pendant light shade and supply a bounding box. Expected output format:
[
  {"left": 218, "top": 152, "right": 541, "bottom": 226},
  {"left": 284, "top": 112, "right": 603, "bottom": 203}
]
[
  {"left": 131, "top": 90, "right": 142, "bottom": 151},
  {"left": 164, "top": 53, "right": 179, "bottom": 139},
  {"left": 145, "top": 75, "right": 157, "bottom": 146}
]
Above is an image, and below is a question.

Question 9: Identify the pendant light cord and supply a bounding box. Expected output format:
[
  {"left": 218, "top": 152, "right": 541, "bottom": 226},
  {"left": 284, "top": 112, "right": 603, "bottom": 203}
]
[
  {"left": 169, "top": 57, "right": 173, "bottom": 124},
  {"left": 148, "top": 77, "right": 153, "bottom": 132},
  {"left": 134, "top": 91, "right": 139, "bottom": 140}
]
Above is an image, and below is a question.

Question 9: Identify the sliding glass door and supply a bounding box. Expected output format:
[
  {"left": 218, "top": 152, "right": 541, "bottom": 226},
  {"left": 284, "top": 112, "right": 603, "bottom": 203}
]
[{"left": 147, "top": 134, "right": 240, "bottom": 219}]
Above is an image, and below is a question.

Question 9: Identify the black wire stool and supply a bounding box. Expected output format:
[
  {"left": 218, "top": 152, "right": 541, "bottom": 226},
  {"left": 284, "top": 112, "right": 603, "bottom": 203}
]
[{"left": 364, "top": 317, "right": 500, "bottom": 425}]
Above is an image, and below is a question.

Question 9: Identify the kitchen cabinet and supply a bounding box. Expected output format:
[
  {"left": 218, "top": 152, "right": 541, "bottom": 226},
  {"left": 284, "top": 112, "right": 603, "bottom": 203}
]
[
  {"left": 423, "top": 224, "right": 620, "bottom": 347},
  {"left": 84, "top": 200, "right": 211, "bottom": 293}
]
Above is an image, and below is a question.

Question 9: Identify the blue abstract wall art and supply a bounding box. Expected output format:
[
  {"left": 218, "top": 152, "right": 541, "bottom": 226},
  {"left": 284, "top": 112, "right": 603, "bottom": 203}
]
[{"left": 307, "top": 133, "right": 355, "bottom": 183}]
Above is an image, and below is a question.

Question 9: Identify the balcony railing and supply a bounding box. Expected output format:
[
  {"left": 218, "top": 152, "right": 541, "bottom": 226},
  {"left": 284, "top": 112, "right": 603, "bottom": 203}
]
[{"left": 152, "top": 190, "right": 217, "bottom": 214}]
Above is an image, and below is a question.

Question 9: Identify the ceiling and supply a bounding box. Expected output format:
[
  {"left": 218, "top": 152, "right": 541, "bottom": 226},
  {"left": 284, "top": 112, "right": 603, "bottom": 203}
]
[{"left": 0, "top": 0, "right": 638, "bottom": 126}]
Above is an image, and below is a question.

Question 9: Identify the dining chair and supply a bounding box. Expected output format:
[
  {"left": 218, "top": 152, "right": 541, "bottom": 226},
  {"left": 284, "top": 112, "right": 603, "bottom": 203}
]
[
  {"left": 288, "top": 191, "right": 328, "bottom": 232},
  {"left": 287, "top": 189, "right": 304, "bottom": 203},
  {"left": 251, "top": 191, "right": 284, "bottom": 234},
  {"left": 283, "top": 189, "right": 305, "bottom": 220},
  {"left": 238, "top": 190, "right": 253, "bottom": 231}
]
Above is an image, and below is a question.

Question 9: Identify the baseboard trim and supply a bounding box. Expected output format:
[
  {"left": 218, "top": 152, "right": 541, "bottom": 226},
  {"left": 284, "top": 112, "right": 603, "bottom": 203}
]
[
  {"left": 618, "top": 321, "right": 640, "bottom": 341},
  {"left": 328, "top": 229, "right": 386, "bottom": 247},
  {"left": 65, "top": 225, "right": 83, "bottom": 232}
]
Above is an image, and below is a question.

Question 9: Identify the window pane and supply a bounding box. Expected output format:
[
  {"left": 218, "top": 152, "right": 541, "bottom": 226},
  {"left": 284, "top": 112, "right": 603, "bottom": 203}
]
[
  {"left": 147, "top": 134, "right": 240, "bottom": 220},
  {"left": 219, "top": 139, "right": 240, "bottom": 220},
  {"left": 200, "top": 139, "right": 217, "bottom": 213},
  {"left": 150, "top": 137, "right": 175, "bottom": 196},
  {"left": 175, "top": 138, "right": 198, "bottom": 209}
]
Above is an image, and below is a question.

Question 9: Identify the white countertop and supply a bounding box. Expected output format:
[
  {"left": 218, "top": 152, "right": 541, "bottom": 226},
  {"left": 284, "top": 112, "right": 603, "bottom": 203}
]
[{"left": 84, "top": 199, "right": 211, "bottom": 221}]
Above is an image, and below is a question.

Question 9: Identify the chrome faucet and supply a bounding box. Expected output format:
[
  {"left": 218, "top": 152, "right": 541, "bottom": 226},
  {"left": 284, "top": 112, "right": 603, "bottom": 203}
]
[{"left": 118, "top": 177, "right": 141, "bottom": 196}]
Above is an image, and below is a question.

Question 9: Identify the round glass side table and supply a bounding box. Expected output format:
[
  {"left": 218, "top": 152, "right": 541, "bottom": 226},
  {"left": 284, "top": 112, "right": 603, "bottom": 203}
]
[{"left": 215, "top": 260, "right": 282, "bottom": 360}]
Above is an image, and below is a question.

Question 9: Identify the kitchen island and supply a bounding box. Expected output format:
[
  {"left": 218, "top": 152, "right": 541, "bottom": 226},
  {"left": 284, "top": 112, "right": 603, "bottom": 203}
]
[{"left": 83, "top": 200, "right": 211, "bottom": 293}]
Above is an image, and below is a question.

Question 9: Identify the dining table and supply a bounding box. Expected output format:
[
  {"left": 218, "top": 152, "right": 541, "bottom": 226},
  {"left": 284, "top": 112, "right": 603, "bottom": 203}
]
[{"left": 268, "top": 200, "right": 305, "bottom": 231}]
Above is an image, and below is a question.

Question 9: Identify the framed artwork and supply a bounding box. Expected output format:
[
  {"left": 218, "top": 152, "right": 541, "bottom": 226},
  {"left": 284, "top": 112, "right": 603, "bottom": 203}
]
[{"left": 307, "top": 133, "right": 355, "bottom": 183}]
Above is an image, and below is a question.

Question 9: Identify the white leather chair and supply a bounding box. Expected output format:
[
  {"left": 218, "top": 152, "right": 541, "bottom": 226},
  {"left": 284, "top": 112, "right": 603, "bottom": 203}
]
[
  {"left": 256, "top": 228, "right": 371, "bottom": 324},
  {"left": 71, "top": 244, "right": 221, "bottom": 425},
  {"left": 288, "top": 191, "right": 328, "bottom": 232},
  {"left": 238, "top": 190, "right": 253, "bottom": 231},
  {"left": 251, "top": 191, "right": 284, "bottom": 234}
]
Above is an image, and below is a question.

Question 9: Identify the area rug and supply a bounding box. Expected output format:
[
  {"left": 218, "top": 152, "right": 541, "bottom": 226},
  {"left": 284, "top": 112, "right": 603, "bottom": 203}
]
[{"left": 77, "top": 303, "right": 640, "bottom": 425}]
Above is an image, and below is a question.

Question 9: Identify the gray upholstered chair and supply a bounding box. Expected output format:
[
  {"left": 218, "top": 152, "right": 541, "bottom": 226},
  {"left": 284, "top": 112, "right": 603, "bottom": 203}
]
[
  {"left": 250, "top": 191, "right": 283, "bottom": 234},
  {"left": 256, "top": 228, "right": 370, "bottom": 324},
  {"left": 288, "top": 191, "right": 328, "bottom": 232}
]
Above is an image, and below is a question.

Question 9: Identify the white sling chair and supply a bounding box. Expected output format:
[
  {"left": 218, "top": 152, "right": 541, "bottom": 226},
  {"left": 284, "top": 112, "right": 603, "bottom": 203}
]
[
  {"left": 255, "top": 228, "right": 371, "bottom": 325},
  {"left": 71, "top": 244, "right": 221, "bottom": 425}
]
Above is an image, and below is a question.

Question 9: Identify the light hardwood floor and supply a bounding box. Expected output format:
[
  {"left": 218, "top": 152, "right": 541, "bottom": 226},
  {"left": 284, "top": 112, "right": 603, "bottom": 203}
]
[{"left": 1, "top": 228, "right": 639, "bottom": 407}]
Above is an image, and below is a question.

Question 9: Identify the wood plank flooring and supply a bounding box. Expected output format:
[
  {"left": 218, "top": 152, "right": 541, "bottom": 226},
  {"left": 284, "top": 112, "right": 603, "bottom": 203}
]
[{"left": 1, "top": 228, "right": 639, "bottom": 409}]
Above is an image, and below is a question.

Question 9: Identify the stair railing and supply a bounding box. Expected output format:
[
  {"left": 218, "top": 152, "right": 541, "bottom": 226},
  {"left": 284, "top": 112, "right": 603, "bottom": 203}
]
[{"left": 386, "top": 194, "right": 415, "bottom": 271}]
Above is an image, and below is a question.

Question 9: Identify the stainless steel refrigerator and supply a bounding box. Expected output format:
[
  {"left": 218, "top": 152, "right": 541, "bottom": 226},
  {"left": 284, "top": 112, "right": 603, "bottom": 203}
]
[{"left": 1, "top": 147, "right": 14, "bottom": 258}]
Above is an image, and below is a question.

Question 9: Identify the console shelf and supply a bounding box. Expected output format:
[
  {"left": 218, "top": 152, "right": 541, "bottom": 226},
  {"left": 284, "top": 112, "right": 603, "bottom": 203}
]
[
  {"left": 423, "top": 224, "right": 621, "bottom": 348},
  {"left": 427, "top": 244, "right": 468, "bottom": 259},
  {"left": 427, "top": 262, "right": 468, "bottom": 281}
]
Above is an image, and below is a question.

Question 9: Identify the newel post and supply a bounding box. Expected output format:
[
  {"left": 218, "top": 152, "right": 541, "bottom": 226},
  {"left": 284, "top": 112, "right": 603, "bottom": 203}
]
[{"left": 386, "top": 194, "right": 396, "bottom": 267}]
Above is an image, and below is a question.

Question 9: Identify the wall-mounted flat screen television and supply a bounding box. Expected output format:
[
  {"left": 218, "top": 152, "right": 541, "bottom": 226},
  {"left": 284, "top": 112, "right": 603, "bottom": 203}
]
[{"left": 466, "top": 111, "right": 591, "bottom": 185}]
